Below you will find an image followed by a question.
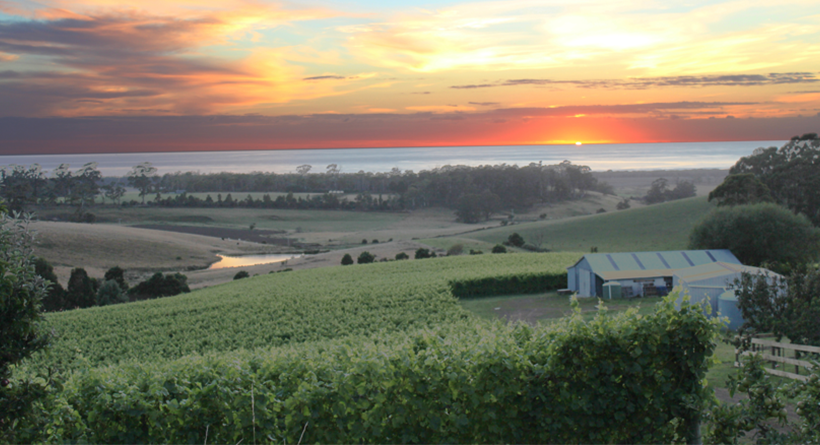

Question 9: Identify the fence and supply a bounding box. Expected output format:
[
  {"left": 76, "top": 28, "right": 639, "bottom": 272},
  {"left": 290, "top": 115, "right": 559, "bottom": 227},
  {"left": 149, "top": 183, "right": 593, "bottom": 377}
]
[{"left": 737, "top": 337, "right": 820, "bottom": 382}]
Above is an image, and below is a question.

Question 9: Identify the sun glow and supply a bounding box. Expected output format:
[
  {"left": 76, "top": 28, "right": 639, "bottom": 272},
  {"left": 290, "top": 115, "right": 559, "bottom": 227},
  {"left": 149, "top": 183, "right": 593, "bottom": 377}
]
[{"left": 575, "top": 141, "right": 582, "bottom": 146}]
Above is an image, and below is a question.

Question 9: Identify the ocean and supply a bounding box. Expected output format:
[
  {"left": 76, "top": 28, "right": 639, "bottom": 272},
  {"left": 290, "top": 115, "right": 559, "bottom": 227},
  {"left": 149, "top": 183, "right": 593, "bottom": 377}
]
[{"left": 0, "top": 141, "right": 784, "bottom": 176}]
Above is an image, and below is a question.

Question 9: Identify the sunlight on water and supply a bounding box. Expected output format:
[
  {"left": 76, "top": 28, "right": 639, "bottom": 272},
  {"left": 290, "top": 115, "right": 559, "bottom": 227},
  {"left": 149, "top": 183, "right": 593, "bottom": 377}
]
[{"left": 209, "top": 254, "right": 299, "bottom": 270}]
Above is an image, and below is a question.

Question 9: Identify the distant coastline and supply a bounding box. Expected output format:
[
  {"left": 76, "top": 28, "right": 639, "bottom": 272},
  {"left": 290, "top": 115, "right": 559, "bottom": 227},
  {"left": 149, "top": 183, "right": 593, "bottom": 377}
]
[{"left": 0, "top": 141, "right": 784, "bottom": 176}]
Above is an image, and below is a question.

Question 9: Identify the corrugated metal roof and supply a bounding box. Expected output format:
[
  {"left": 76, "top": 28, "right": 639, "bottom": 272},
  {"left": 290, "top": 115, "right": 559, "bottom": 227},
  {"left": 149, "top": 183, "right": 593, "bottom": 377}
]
[
  {"left": 571, "top": 250, "right": 740, "bottom": 274},
  {"left": 598, "top": 269, "right": 676, "bottom": 281},
  {"left": 674, "top": 262, "right": 782, "bottom": 283}
]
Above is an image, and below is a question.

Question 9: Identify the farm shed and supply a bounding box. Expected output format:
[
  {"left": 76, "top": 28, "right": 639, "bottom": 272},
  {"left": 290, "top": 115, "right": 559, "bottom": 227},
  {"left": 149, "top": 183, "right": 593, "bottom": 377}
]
[
  {"left": 566, "top": 250, "right": 741, "bottom": 298},
  {"left": 673, "top": 262, "right": 783, "bottom": 328}
]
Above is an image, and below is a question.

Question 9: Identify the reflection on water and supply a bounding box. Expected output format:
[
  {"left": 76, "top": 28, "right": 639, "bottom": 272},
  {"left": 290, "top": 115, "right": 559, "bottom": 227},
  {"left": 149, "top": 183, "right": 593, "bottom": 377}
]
[{"left": 209, "top": 253, "right": 298, "bottom": 270}]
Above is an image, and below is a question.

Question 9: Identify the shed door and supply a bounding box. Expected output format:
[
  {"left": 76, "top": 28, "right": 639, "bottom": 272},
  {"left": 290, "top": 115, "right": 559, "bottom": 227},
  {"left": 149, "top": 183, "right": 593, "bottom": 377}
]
[{"left": 579, "top": 271, "right": 590, "bottom": 296}]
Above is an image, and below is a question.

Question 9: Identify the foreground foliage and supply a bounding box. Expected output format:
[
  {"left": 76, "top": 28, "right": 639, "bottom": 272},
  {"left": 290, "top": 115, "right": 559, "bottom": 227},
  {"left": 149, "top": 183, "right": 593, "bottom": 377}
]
[
  {"left": 18, "top": 294, "right": 721, "bottom": 443},
  {"left": 0, "top": 212, "right": 51, "bottom": 440}
]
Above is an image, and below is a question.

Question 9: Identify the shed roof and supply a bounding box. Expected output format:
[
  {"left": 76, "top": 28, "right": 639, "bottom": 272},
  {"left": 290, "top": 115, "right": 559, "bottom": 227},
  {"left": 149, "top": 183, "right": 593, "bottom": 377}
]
[
  {"left": 570, "top": 250, "right": 740, "bottom": 274},
  {"left": 673, "top": 262, "right": 782, "bottom": 284}
]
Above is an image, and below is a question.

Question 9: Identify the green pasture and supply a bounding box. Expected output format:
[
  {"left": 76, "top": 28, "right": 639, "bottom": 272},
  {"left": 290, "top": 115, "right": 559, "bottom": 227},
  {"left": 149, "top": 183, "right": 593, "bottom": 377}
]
[
  {"left": 35, "top": 205, "right": 408, "bottom": 233},
  {"left": 117, "top": 191, "right": 393, "bottom": 203},
  {"left": 430, "top": 196, "right": 715, "bottom": 253}
]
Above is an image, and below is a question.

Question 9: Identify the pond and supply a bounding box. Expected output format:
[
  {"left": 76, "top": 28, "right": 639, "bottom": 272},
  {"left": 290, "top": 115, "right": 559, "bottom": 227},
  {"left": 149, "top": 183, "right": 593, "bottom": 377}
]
[{"left": 208, "top": 253, "right": 300, "bottom": 270}]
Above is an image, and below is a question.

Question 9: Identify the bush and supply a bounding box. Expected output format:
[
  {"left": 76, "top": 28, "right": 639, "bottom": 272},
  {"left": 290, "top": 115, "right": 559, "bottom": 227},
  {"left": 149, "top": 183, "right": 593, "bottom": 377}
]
[
  {"left": 469, "top": 249, "right": 483, "bottom": 255},
  {"left": 233, "top": 271, "right": 250, "bottom": 280},
  {"left": 361, "top": 239, "right": 368, "bottom": 244},
  {"left": 96, "top": 279, "right": 128, "bottom": 306},
  {"left": 357, "top": 251, "right": 375, "bottom": 264},
  {"left": 506, "top": 233, "right": 525, "bottom": 247},
  {"left": 492, "top": 244, "right": 507, "bottom": 254},
  {"left": 0, "top": 212, "right": 51, "bottom": 440},
  {"left": 414, "top": 248, "right": 431, "bottom": 259},
  {"left": 395, "top": 252, "right": 409, "bottom": 260},
  {"left": 689, "top": 203, "right": 820, "bottom": 266},
  {"left": 616, "top": 199, "right": 631, "bottom": 210},
  {"left": 596, "top": 208, "right": 606, "bottom": 214},
  {"left": 450, "top": 272, "right": 567, "bottom": 299},
  {"left": 341, "top": 254, "right": 354, "bottom": 266},
  {"left": 446, "top": 244, "right": 464, "bottom": 256},
  {"left": 128, "top": 273, "right": 190, "bottom": 301},
  {"left": 372, "top": 239, "right": 379, "bottom": 244}
]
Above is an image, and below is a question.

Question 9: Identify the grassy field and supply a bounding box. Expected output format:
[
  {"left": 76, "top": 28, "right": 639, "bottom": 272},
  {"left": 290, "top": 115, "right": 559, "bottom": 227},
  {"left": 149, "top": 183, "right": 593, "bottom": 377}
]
[{"left": 426, "top": 196, "right": 715, "bottom": 253}]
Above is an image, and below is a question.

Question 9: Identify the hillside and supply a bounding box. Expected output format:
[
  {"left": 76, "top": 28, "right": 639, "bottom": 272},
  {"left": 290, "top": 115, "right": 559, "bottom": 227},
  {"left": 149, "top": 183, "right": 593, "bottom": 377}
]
[
  {"left": 24, "top": 252, "right": 580, "bottom": 373},
  {"left": 423, "top": 196, "right": 714, "bottom": 253}
]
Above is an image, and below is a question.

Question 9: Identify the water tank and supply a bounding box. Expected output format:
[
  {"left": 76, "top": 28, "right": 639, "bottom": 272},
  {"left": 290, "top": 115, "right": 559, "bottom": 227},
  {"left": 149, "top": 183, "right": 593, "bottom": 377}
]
[
  {"left": 718, "top": 290, "right": 744, "bottom": 331},
  {"left": 603, "top": 282, "right": 622, "bottom": 299}
]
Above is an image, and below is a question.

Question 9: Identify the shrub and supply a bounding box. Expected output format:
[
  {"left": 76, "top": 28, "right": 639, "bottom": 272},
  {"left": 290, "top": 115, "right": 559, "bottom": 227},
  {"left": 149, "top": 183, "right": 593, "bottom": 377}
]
[
  {"left": 0, "top": 212, "right": 51, "bottom": 440},
  {"left": 96, "top": 279, "right": 128, "bottom": 306},
  {"left": 233, "top": 271, "right": 250, "bottom": 280},
  {"left": 491, "top": 244, "right": 507, "bottom": 254},
  {"left": 616, "top": 199, "right": 631, "bottom": 210},
  {"left": 450, "top": 272, "right": 567, "bottom": 298},
  {"left": 128, "top": 273, "right": 190, "bottom": 301},
  {"left": 689, "top": 203, "right": 820, "bottom": 267},
  {"left": 446, "top": 244, "right": 464, "bottom": 256},
  {"left": 596, "top": 208, "right": 606, "bottom": 214},
  {"left": 506, "top": 233, "right": 525, "bottom": 247},
  {"left": 357, "top": 251, "right": 375, "bottom": 264},
  {"left": 361, "top": 239, "right": 368, "bottom": 244},
  {"left": 415, "top": 248, "right": 431, "bottom": 259},
  {"left": 469, "top": 249, "right": 483, "bottom": 255},
  {"left": 539, "top": 213, "right": 547, "bottom": 219},
  {"left": 372, "top": 239, "right": 379, "bottom": 244},
  {"left": 395, "top": 252, "right": 409, "bottom": 260},
  {"left": 340, "top": 254, "right": 354, "bottom": 266}
]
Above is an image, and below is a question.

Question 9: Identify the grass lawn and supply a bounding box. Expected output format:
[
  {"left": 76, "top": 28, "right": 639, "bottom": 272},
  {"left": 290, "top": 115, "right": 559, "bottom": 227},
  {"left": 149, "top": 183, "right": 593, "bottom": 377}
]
[{"left": 441, "top": 196, "right": 715, "bottom": 253}]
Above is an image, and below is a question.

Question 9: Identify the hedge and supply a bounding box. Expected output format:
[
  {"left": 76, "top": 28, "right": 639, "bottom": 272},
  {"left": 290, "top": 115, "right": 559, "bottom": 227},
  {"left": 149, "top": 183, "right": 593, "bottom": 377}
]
[{"left": 449, "top": 271, "right": 567, "bottom": 298}]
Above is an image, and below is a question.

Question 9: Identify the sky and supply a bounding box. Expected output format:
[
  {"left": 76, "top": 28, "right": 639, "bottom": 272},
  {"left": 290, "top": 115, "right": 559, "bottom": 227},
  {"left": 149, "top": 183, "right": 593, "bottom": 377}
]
[{"left": 1, "top": 0, "right": 819, "bottom": 154}]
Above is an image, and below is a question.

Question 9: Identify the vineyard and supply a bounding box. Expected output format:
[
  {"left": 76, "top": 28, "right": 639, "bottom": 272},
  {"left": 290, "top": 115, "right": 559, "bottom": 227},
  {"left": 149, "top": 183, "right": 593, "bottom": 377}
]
[
  {"left": 24, "top": 252, "right": 580, "bottom": 373},
  {"left": 21, "top": 296, "right": 722, "bottom": 443}
]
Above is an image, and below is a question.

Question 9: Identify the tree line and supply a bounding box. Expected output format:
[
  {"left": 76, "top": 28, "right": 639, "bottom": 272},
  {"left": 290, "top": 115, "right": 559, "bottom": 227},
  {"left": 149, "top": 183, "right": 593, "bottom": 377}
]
[{"left": 0, "top": 160, "right": 612, "bottom": 221}]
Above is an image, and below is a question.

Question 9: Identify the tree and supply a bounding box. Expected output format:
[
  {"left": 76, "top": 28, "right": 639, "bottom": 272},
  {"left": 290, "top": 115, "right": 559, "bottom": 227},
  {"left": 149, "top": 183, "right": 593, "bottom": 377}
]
[
  {"left": 233, "top": 271, "right": 250, "bottom": 280},
  {"left": 446, "top": 244, "right": 464, "bottom": 256},
  {"left": 104, "top": 266, "right": 128, "bottom": 291},
  {"left": 72, "top": 162, "right": 101, "bottom": 213},
  {"left": 357, "top": 251, "right": 375, "bottom": 264},
  {"left": 128, "top": 272, "right": 190, "bottom": 301},
  {"left": 734, "top": 268, "right": 820, "bottom": 346},
  {"left": 644, "top": 178, "right": 669, "bottom": 204},
  {"left": 96, "top": 279, "right": 128, "bottom": 306},
  {"left": 65, "top": 268, "right": 98, "bottom": 309},
  {"left": 507, "top": 233, "right": 525, "bottom": 247},
  {"left": 127, "top": 162, "right": 158, "bottom": 204},
  {"left": 34, "top": 257, "right": 66, "bottom": 312},
  {"left": 689, "top": 203, "right": 820, "bottom": 267},
  {"left": 0, "top": 211, "right": 50, "bottom": 434},
  {"left": 341, "top": 253, "right": 354, "bottom": 265},
  {"left": 395, "top": 252, "right": 409, "bottom": 260},
  {"left": 414, "top": 248, "right": 431, "bottom": 259},
  {"left": 101, "top": 183, "right": 126, "bottom": 205},
  {"left": 708, "top": 173, "right": 773, "bottom": 206},
  {"left": 616, "top": 199, "right": 631, "bottom": 210},
  {"left": 730, "top": 134, "right": 820, "bottom": 225},
  {"left": 492, "top": 244, "right": 507, "bottom": 253}
]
